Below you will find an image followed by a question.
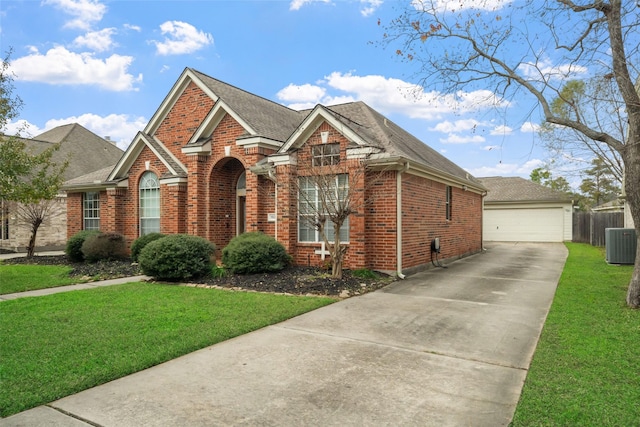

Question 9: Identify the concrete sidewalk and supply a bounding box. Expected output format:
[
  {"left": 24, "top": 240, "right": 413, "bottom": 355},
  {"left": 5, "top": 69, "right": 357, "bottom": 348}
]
[
  {"left": 0, "top": 251, "right": 148, "bottom": 300},
  {"left": 0, "top": 242, "right": 568, "bottom": 426}
]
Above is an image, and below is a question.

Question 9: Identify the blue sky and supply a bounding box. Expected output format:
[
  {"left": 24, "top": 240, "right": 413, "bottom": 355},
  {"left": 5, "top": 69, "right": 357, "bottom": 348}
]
[{"left": 1, "top": 0, "right": 551, "bottom": 179}]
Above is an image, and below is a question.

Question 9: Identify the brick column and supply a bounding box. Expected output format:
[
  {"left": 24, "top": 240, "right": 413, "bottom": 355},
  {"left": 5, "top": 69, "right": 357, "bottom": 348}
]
[{"left": 186, "top": 154, "right": 208, "bottom": 238}]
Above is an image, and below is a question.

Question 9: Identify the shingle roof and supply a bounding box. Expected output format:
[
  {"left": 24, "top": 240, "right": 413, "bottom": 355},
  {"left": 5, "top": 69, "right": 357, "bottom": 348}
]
[
  {"left": 478, "top": 176, "right": 572, "bottom": 203},
  {"left": 325, "top": 102, "right": 480, "bottom": 185},
  {"left": 189, "top": 69, "right": 305, "bottom": 142},
  {"left": 32, "top": 124, "right": 124, "bottom": 180}
]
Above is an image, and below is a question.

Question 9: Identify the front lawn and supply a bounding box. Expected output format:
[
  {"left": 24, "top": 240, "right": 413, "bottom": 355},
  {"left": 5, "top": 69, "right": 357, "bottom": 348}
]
[
  {"left": 0, "top": 283, "right": 335, "bottom": 417},
  {"left": 511, "top": 243, "right": 640, "bottom": 426},
  {"left": 0, "top": 264, "right": 77, "bottom": 294}
]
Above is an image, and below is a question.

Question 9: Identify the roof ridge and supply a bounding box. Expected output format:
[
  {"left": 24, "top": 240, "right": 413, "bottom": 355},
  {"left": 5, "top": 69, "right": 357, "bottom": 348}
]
[{"left": 188, "top": 68, "right": 300, "bottom": 114}]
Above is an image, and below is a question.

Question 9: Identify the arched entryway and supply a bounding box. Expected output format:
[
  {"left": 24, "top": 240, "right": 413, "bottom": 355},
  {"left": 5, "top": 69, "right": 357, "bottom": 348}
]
[{"left": 209, "top": 157, "right": 245, "bottom": 249}]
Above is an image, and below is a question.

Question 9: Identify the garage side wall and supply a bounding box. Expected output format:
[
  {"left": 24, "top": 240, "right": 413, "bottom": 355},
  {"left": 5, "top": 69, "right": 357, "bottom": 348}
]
[{"left": 402, "top": 174, "right": 483, "bottom": 273}]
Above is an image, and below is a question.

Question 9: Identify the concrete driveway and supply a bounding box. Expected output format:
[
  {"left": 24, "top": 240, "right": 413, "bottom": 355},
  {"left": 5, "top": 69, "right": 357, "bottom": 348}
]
[{"left": 1, "top": 242, "right": 567, "bottom": 426}]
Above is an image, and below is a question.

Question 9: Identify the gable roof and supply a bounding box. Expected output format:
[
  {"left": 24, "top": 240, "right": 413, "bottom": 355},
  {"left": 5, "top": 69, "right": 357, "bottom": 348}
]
[
  {"left": 4, "top": 123, "right": 123, "bottom": 181},
  {"left": 478, "top": 176, "right": 572, "bottom": 203},
  {"left": 65, "top": 68, "right": 485, "bottom": 191},
  {"left": 326, "top": 102, "right": 481, "bottom": 186},
  {"left": 189, "top": 69, "right": 304, "bottom": 143}
]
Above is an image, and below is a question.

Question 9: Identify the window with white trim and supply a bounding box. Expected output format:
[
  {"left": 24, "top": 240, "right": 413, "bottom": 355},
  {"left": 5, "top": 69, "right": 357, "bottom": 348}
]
[
  {"left": 140, "top": 171, "right": 160, "bottom": 235},
  {"left": 312, "top": 143, "right": 340, "bottom": 166},
  {"left": 83, "top": 192, "right": 100, "bottom": 230},
  {"left": 298, "top": 174, "right": 349, "bottom": 243}
]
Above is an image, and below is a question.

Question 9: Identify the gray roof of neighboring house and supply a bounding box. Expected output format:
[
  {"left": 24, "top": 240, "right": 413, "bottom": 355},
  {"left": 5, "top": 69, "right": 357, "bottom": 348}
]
[
  {"left": 32, "top": 123, "right": 124, "bottom": 180},
  {"left": 478, "top": 176, "right": 572, "bottom": 203}
]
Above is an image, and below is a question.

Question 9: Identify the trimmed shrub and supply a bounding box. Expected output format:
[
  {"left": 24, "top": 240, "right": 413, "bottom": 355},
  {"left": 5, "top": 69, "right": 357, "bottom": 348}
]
[
  {"left": 222, "top": 232, "right": 291, "bottom": 274},
  {"left": 66, "top": 230, "right": 102, "bottom": 262},
  {"left": 81, "top": 232, "right": 128, "bottom": 263},
  {"left": 138, "top": 234, "right": 215, "bottom": 281},
  {"left": 130, "top": 233, "right": 166, "bottom": 262}
]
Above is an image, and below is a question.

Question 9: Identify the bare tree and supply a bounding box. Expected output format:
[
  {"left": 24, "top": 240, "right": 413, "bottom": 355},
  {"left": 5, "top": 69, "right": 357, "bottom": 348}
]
[
  {"left": 13, "top": 199, "right": 59, "bottom": 257},
  {"left": 540, "top": 78, "right": 626, "bottom": 183},
  {"left": 383, "top": 0, "right": 640, "bottom": 308},
  {"left": 294, "top": 152, "right": 389, "bottom": 279}
]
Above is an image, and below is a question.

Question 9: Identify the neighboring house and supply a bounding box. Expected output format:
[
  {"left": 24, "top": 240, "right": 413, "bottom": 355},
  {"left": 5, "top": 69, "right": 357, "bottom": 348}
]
[
  {"left": 479, "top": 176, "right": 573, "bottom": 242},
  {"left": 591, "top": 199, "right": 624, "bottom": 213},
  {"left": 64, "top": 68, "right": 485, "bottom": 275},
  {"left": 0, "top": 124, "right": 123, "bottom": 252}
]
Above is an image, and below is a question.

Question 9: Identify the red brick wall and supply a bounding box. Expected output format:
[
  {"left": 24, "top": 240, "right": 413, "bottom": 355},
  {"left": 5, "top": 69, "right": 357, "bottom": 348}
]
[
  {"left": 66, "top": 193, "right": 83, "bottom": 237},
  {"left": 155, "top": 81, "right": 214, "bottom": 166},
  {"left": 401, "top": 174, "right": 482, "bottom": 271},
  {"left": 364, "top": 170, "right": 398, "bottom": 271}
]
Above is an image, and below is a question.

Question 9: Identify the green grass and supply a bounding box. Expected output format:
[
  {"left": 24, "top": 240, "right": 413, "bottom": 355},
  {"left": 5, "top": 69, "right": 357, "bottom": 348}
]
[
  {"left": 0, "top": 283, "right": 335, "bottom": 417},
  {"left": 511, "top": 243, "right": 640, "bottom": 426},
  {"left": 0, "top": 264, "right": 77, "bottom": 294}
]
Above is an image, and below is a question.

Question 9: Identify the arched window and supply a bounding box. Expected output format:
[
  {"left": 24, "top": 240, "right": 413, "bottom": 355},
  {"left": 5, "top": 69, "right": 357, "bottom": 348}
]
[{"left": 139, "top": 171, "right": 160, "bottom": 235}]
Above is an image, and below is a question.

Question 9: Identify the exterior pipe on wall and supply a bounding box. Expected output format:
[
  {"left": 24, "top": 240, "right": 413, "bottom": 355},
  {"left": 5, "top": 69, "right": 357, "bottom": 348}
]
[
  {"left": 396, "top": 161, "right": 410, "bottom": 279},
  {"left": 268, "top": 169, "right": 278, "bottom": 241}
]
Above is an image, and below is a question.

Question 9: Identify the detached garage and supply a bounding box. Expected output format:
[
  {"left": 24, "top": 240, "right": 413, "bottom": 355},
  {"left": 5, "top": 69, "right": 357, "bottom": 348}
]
[{"left": 479, "top": 176, "right": 573, "bottom": 242}]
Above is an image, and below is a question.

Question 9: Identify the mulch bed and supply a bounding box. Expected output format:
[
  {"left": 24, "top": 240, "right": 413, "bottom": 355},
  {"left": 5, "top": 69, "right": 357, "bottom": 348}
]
[{"left": 3, "top": 255, "right": 394, "bottom": 297}]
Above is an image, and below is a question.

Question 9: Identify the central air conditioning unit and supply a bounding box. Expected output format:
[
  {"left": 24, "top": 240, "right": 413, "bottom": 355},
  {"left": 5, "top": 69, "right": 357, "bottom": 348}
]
[{"left": 605, "top": 228, "right": 637, "bottom": 265}]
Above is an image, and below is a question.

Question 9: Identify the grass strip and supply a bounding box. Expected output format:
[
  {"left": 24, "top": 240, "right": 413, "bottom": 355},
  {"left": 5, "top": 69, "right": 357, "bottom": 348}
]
[
  {"left": 511, "top": 243, "right": 640, "bottom": 426},
  {"left": 0, "top": 264, "right": 77, "bottom": 294},
  {"left": 0, "top": 282, "right": 335, "bottom": 417}
]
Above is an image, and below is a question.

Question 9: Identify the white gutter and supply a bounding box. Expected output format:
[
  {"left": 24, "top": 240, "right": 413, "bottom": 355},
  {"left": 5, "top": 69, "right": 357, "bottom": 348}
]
[{"left": 396, "top": 162, "right": 410, "bottom": 279}]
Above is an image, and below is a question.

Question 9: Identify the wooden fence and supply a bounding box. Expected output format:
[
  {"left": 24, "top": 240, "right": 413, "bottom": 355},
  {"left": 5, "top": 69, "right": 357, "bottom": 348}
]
[{"left": 572, "top": 211, "right": 624, "bottom": 246}]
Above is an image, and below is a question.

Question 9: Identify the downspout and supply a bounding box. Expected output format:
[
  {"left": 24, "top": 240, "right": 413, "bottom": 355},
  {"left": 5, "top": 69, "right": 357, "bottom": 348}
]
[
  {"left": 396, "top": 161, "right": 410, "bottom": 279},
  {"left": 268, "top": 169, "right": 278, "bottom": 241}
]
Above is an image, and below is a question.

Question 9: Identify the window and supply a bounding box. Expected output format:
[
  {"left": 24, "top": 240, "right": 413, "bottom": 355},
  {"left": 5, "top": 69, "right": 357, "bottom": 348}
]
[
  {"left": 298, "top": 174, "right": 349, "bottom": 243},
  {"left": 312, "top": 143, "right": 340, "bottom": 167},
  {"left": 140, "top": 171, "right": 160, "bottom": 235},
  {"left": 445, "top": 185, "right": 452, "bottom": 220},
  {"left": 83, "top": 192, "right": 100, "bottom": 230},
  {"left": 0, "top": 200, "right": 9, "bottom": 240}
]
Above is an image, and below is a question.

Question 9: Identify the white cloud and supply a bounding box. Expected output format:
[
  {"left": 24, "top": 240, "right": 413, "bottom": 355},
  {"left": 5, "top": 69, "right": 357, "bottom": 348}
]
[
  {"left": 321, "top": 72, "right": 509, "bottom": 120},
  {"left": 413, "top": 0, "right": 512, "bottom": 12},
  {"left": 289, "top": 0, "right": 331, "bottom": 11},
  {"left": 153, "top": 21, "right": 213, "bottom": 56},
  {"left": 467, "top": 158, "right": 543, "bottom": 177},
  {"left": 72, "top": 28, "right": 116, "bottom": 52},
  {"left": 124, "top": 23, "right": 141, "bottom": 32},
  {"left": 9, "top": 46, "right": 142, "bottom": 91},
  {"left": 490, "top": 124, "right": 513, "bottom": 136},
  {"left": 43, "top": 113, "right": 147, "bottom": 150},
  {"left": 1, "top": 120, "right": 44, "bottom": 138},
  {"left": 4, "top": 114, "right": 145, "bottom": 150},
  {"left": 518, "top": 57, "right": 588, "bottom": 82},
  {"left": 520, "top": 122, "right": 540, "bottom": 133},
  {"left": 277, "top": 83, "right": 326, "bottom": 103},
  {"left": 360, "top": 0, "right": 383, "bottom": 16},
  {"left": 43, "top": 0, "right": 107, "bottom": 30},
  {"left": 439, "top": 134, "right": 485, "bottom": 144},
  {"left": 430, "top": 119, "right": 481, "bottom": 133}
]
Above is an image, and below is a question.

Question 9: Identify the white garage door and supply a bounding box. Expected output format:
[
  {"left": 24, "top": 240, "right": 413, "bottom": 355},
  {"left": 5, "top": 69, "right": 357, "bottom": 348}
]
[{"left": 484, "top": 207, "right": 564, "bottom": 242}]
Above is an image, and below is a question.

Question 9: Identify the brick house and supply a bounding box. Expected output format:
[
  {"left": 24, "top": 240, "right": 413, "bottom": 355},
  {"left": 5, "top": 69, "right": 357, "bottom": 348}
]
[
  {"left": 64, "top": 68, "right": 486, "bottom": 275},
  {"left": 1, "top": 124, "right": 123, "bottom": 252}
]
